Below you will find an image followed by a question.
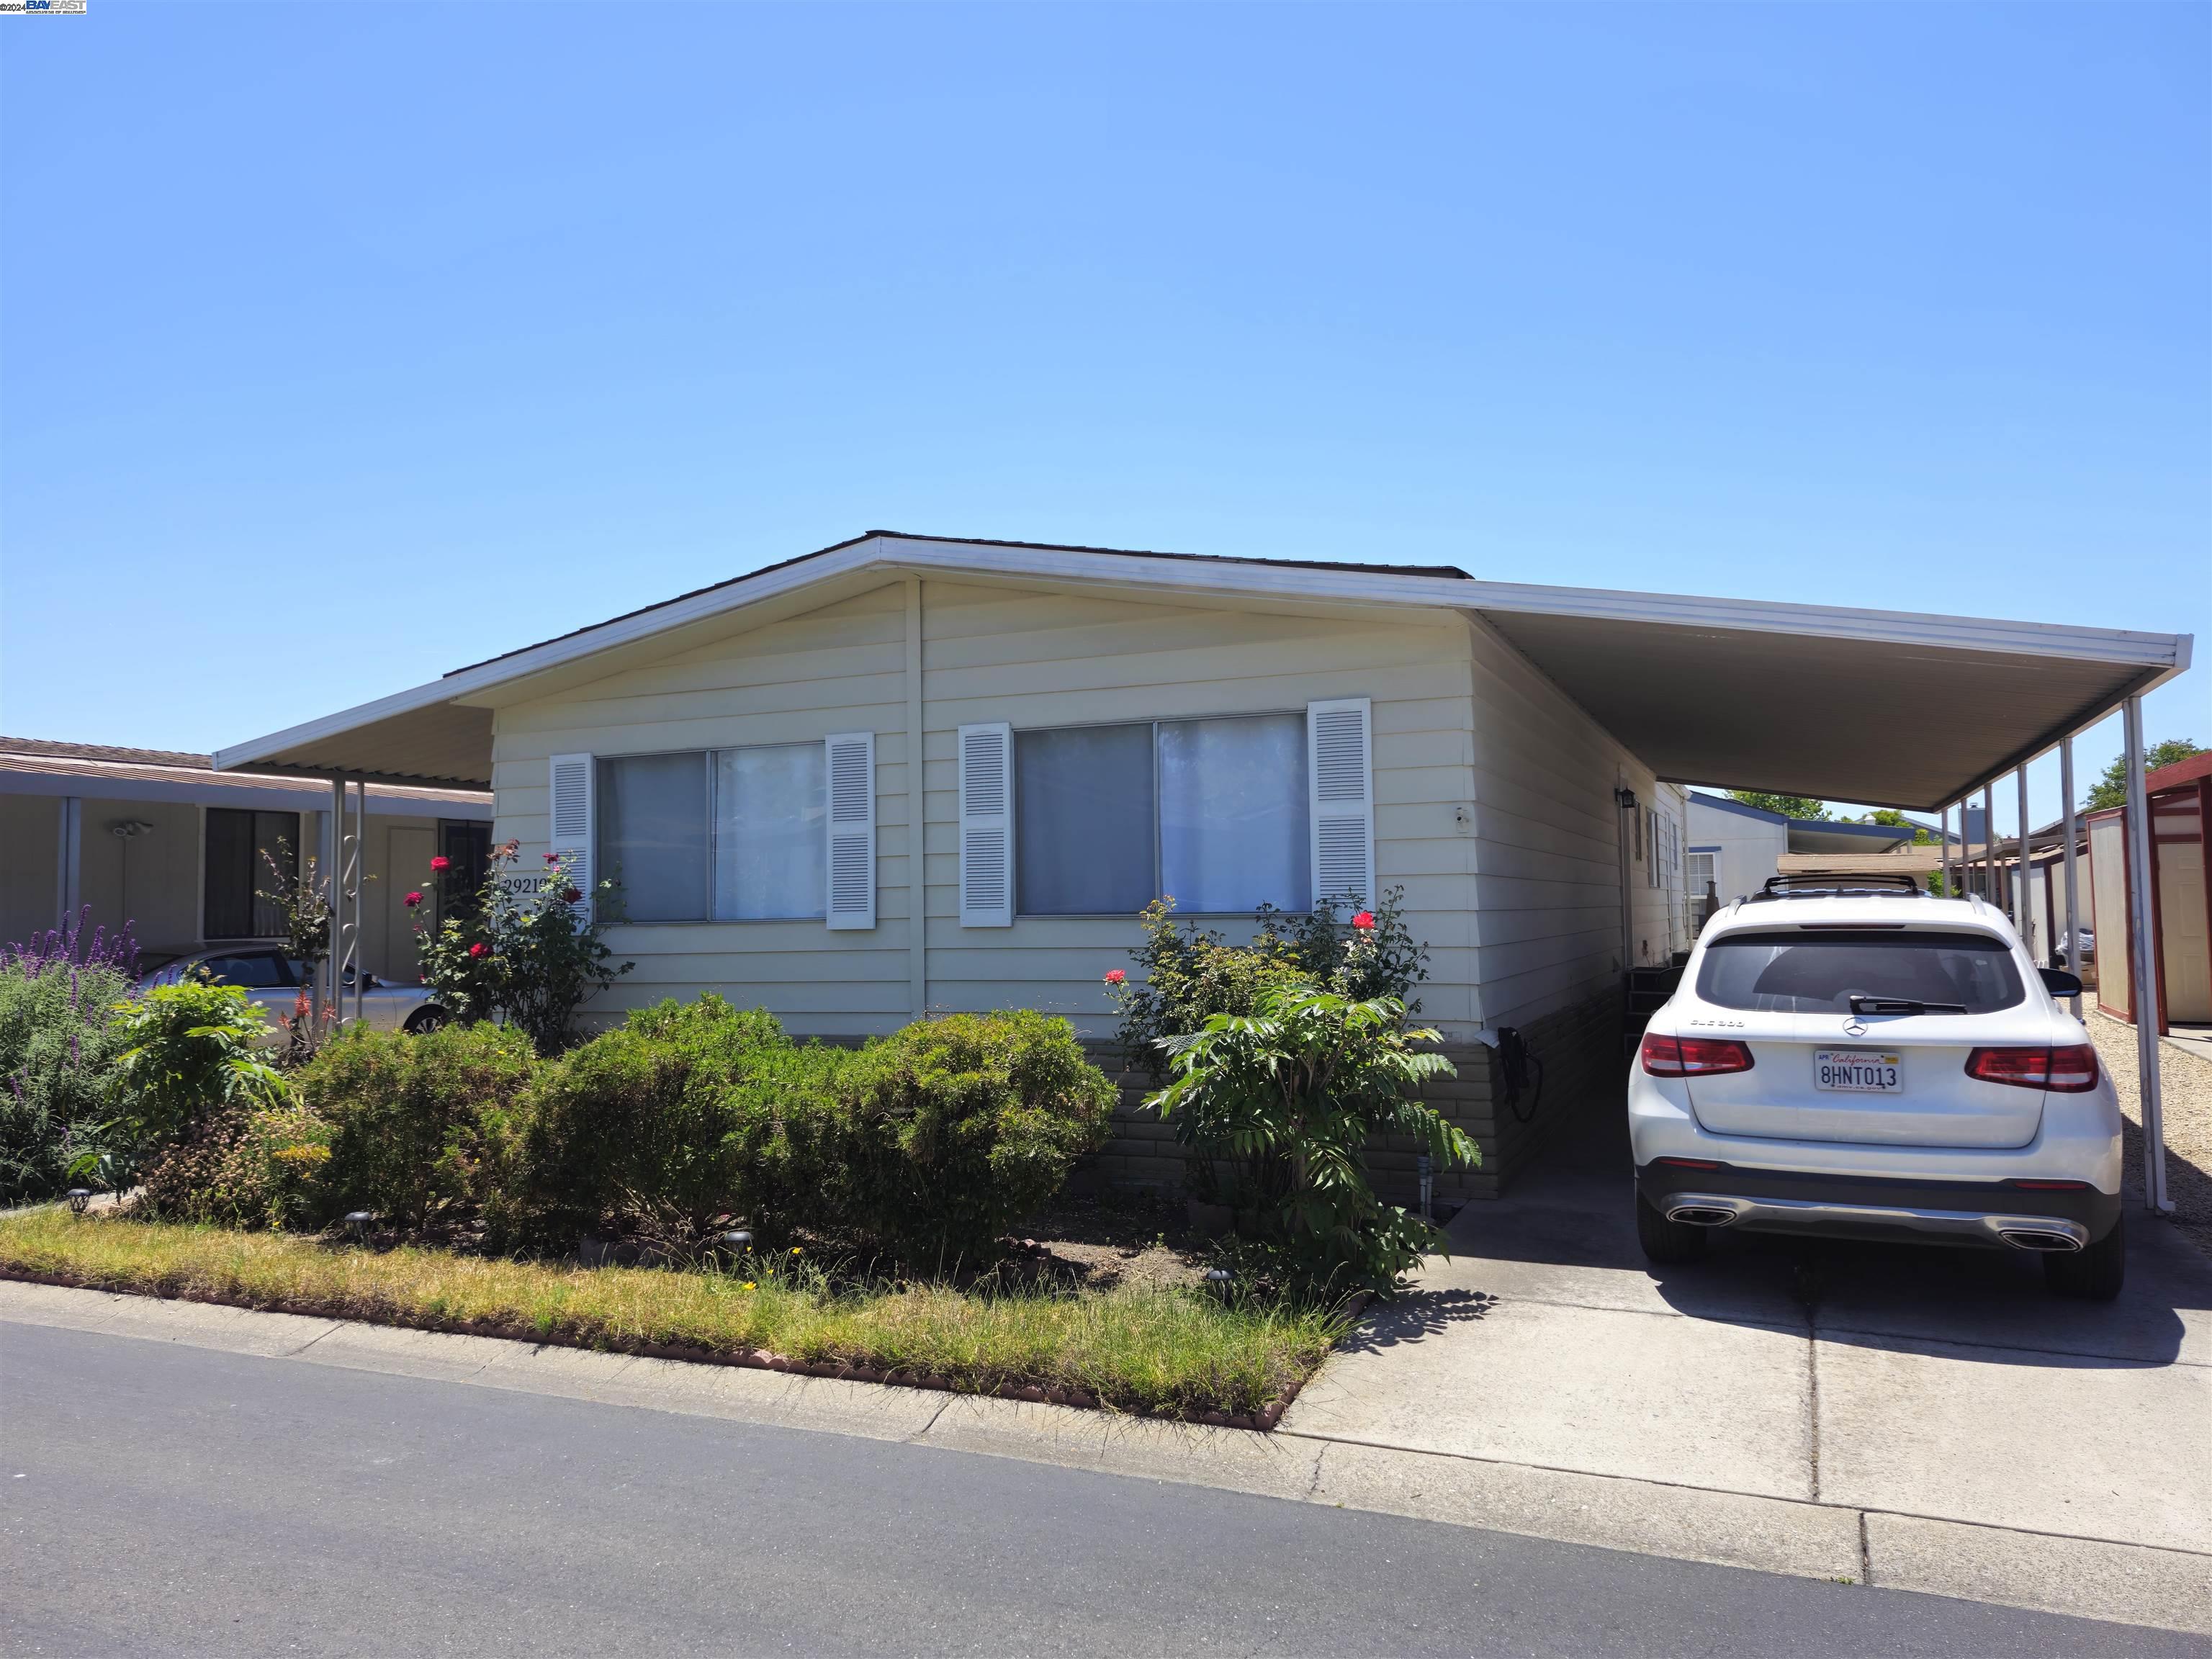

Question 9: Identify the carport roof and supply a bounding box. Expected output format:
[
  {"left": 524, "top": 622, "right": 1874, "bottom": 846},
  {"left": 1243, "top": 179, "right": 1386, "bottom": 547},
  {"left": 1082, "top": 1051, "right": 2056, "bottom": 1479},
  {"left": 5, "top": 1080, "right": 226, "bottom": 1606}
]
[{"left": 214, "top": 531, "right": 2192, "bottom": 811}]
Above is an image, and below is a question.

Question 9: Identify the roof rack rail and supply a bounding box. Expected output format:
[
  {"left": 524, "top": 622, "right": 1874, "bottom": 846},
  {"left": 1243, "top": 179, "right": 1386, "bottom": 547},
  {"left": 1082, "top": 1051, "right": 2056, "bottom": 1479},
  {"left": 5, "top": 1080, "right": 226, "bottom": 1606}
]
[{"left": 1750, "top": 871, "right": 1926, "bottom": 901}]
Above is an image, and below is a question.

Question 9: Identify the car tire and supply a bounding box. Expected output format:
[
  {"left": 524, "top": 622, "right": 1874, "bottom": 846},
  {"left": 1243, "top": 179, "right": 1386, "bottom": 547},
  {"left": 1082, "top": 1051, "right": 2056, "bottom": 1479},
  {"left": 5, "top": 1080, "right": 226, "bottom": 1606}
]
[
  {"left": 2044, "top": 1215, "right": 2125, "bottom": 1300},
  {"left": 402, "top": 1005, "right": 449, "bottom": 1035},
  {"left": 1636, "top": 1189, "right": 1709, "bottom": 1264}
]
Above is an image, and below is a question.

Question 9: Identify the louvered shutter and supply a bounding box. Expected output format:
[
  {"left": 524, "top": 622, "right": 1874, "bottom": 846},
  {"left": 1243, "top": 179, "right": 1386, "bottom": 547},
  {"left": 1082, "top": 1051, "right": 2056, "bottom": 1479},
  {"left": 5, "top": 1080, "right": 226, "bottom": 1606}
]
[
  {"left": 548, "top": 753, "right": 594, "bottom": 923},
  {"left": 1307, "top": 698, "right": 1375, "bottom": 912},
  {"left": 824, "top": 732, "right": 876, "bottom": 930},
  {"left": 958, "top": 721, "right": 1014, "bottom": 927}
]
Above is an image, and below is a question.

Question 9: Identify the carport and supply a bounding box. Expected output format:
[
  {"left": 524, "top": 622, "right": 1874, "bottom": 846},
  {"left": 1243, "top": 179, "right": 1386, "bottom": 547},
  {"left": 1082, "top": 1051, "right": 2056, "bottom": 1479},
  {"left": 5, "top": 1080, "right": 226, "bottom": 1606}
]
[
  {"left": 210, "top": 538, "right": 2194, "bottom": 1210},
  {"left": 1465, "top": 585, "right": 2191, "bottom": 1214}
]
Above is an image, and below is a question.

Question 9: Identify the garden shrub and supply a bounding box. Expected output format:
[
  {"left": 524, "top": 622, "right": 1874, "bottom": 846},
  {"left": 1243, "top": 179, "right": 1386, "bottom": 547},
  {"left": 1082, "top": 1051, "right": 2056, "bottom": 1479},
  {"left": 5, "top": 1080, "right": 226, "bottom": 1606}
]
[
  {"left": 507, "top": 996, "right": 792, "bottom": 1246},
  {"left": 504, "top": 999, "right": 1114, "bottom": 1262},
  {"left": 1151, "top": 984, "right": 1478, "bottom": 1299},
  {"left": 415, "top": 842, "right": 634, "bottom": 1056},
  {"left": 109, "top": 977, "right": 284, "bottom": 1151},
  {"left": 138, "top": 1099, "right": 336, "bottom": 1231},
  {"left": 302, "top": 1022, "right": 539, "bottom": 1229},
  {"left": 0, "top": 958, "right": 135, "bottom": 1201},
  {"left": 832, "top": 1012, "right": 1116, "bottom": 1262}
]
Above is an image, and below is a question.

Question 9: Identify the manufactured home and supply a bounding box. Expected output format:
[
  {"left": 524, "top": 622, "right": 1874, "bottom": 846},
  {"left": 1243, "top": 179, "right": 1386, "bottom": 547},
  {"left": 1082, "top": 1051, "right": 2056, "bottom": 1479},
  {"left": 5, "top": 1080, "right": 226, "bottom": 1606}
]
[{"left": 215, "top": 531, "right": 2194, "bottom": 1196}]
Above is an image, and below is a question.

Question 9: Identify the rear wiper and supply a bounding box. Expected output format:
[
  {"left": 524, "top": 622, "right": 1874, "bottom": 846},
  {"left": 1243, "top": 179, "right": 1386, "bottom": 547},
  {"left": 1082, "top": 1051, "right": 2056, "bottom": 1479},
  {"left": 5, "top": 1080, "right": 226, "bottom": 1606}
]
[{"left": 1848, "top": 994, "right": 1967, "bottom": 1016}]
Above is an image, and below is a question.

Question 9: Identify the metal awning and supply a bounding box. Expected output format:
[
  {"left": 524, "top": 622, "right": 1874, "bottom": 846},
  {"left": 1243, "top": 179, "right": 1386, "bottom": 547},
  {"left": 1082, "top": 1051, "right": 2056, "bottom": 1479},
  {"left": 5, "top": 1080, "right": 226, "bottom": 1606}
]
[{"left": 213, "top": 531, "right": 2193, "bottom": 808}]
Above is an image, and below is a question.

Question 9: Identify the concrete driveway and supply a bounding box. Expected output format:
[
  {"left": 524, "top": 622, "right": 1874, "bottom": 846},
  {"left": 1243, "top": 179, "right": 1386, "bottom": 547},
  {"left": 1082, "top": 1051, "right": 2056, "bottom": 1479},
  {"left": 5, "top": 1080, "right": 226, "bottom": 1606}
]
[{"left": 1280, "top": 1133, "right": 2212, "bottom": 1614}]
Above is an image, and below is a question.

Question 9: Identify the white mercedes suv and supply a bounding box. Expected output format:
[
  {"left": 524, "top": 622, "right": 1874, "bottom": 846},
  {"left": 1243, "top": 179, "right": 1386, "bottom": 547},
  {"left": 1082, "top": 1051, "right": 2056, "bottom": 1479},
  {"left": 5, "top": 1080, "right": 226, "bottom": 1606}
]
[{"left": 1628, "top": 877, "right": 2124, "bottom": 1299}]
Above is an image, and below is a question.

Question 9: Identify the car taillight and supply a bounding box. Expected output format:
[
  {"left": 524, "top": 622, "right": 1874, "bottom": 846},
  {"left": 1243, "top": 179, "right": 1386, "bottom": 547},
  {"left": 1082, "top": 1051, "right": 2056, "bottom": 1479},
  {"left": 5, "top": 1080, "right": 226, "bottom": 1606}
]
[
  {"left": 1641, "top": 1032, "right": 1755, "bottom": 1077},
  {"left": 1964, "top": 1045, "right": 2100, "bottom": 1093}
]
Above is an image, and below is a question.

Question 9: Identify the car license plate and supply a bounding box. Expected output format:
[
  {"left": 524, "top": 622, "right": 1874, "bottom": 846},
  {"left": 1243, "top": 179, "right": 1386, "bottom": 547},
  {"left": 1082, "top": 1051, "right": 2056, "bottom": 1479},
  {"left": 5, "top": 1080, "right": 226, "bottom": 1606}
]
[{"left": 1815, "top": 1050, "right": 1902, "bottom": 1093}]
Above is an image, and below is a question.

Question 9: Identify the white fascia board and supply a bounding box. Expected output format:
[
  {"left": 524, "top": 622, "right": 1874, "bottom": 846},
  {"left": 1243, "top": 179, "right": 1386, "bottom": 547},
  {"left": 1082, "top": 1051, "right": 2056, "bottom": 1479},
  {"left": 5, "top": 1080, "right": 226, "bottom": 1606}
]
[{"left": 214, "top": 531, "right": 2193, "bottom": 772}]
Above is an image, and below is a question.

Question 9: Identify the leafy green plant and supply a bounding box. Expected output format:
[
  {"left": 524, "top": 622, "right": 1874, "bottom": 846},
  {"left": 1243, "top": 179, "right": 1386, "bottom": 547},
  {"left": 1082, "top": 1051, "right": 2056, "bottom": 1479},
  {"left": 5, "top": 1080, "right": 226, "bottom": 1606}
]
[
  {"left": 0, "top": 958, "right": 135, "bottom": 1201},
  {"left": 300, "top": 1022, "right": 539, "bottom": 1229},
  {"left": 109, "top": 976, "right": 284, "bottom": 1151},
  {"left": 1150, "top": 985, "right": 1477, "bottom": 1299},
  {"left": 1110, "top": 888, "right": 1429, "bottom": 1082},
  {"left": 415, "top": 842, "right": 634, "bottom": 1055}
]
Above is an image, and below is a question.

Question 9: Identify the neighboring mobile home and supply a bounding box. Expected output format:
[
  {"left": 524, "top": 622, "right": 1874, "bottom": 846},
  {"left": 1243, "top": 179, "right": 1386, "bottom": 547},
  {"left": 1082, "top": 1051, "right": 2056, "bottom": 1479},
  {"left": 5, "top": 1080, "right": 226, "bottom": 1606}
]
[
  {"left": 0, "top": 737, "right": 493, "bottom": 984},
  {"left": 212, "top": 531, "right": 2194, "bottom": 1195}
]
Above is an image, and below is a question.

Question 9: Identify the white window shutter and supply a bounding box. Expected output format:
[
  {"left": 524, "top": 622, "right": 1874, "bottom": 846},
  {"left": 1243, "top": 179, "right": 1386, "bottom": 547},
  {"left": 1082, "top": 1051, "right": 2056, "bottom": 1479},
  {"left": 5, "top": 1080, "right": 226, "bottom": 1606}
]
[
  {"left": 958, "top": 721, "right": 1014, "bottom": 927},
  {"left": 824, "top": 731, "right": 876, "bottom": 930},
  {"left": 1308, "top": 698, "right": 1375, "bottom": 912},
  {"left": 548, "top": 752, "right": 594, "bottom": 923}
]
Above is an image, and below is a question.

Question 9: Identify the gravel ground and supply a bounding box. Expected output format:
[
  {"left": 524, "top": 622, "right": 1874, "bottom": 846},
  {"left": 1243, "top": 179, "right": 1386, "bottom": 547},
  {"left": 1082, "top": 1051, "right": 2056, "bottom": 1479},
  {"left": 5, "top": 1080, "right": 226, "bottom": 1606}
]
[{"left": 2085, "top": 1010, "right": 2212, "bottom": 1262}]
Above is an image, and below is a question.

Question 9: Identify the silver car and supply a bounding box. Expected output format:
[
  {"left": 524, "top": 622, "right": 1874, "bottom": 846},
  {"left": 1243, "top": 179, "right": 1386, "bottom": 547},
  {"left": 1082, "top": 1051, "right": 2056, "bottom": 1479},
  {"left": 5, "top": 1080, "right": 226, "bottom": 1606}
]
[{"left": 135, "top": 945, "right": 447, "bottom": 1035}]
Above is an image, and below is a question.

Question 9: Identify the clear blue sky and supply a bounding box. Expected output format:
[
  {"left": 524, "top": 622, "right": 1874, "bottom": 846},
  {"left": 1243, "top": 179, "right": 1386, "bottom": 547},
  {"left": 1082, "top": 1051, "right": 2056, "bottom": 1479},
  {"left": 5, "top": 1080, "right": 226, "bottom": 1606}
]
[{"left": 4, "top": 4, "right": 2205, "bottom": 835}]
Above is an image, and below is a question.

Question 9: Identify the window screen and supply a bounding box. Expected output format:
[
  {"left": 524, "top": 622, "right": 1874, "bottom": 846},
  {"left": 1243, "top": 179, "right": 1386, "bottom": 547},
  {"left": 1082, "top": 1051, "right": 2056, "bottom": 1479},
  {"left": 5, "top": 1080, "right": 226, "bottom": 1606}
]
[
  {"left": 1159, "top": 714, "right": 1308, "bottom": 914},
  {"left": 714, "top": 743, "right": 827, "bottom": 920},
  {"left": 1016, "top": 724, "right": 1155, "bottom": 915},
  {"left": 1696, "top": 930, "right": 2025, "bottom": 1015},
  {"left": 204, "top": 809, "right": 298, "bottom": 938},
  {"left": 597, "top": 753, "right": 710, "bottom": 922}
]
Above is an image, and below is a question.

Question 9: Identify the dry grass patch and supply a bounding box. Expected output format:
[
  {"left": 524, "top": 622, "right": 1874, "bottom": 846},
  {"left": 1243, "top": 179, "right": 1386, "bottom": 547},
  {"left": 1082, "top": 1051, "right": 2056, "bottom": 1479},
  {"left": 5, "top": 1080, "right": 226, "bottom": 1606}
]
[{"left": 0, "top": 1209, "right": 1342, "bottom": 1418}]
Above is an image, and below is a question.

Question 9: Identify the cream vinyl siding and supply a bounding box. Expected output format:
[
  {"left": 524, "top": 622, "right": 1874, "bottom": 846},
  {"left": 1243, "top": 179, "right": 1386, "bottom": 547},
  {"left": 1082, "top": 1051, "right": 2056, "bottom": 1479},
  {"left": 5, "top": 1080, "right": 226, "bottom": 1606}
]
[
  {"left": 489, "top": 585, "right": 914, "bottom": 1036},
  {"left": 487, "top": 572, "right": 1681, "bottom": 1043},
  {"left": 1460, "top": 612, "right": 1680, "bottom": 1031},
  {"left": 914, "top": 580, "right": 1479, "bottom": 1035}
]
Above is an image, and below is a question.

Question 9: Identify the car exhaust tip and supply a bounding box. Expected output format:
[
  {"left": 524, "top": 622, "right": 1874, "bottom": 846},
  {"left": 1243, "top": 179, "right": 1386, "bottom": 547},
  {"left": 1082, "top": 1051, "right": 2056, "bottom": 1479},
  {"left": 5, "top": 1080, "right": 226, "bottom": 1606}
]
[
  {"left": 1666, "top": 1205, "right": 1739, "bottom": 1228},
  {"left": 1997, "top": 1228, "right": 2082, "bottom": 1253}
]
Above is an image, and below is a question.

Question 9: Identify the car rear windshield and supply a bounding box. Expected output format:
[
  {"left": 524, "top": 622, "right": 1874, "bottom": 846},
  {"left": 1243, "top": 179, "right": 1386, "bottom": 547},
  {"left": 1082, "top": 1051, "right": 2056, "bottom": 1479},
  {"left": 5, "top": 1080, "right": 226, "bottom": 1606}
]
[{"left": 1696, "top": 930, "right": 2025, "bottom": 1015}]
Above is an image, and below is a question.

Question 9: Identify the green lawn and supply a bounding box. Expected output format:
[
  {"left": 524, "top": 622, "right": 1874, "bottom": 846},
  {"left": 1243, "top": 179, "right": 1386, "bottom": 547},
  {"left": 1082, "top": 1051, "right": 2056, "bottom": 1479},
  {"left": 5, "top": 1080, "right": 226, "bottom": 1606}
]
[{"left": 0, "top": 1209, "right": 1343, "bottom": 1420}]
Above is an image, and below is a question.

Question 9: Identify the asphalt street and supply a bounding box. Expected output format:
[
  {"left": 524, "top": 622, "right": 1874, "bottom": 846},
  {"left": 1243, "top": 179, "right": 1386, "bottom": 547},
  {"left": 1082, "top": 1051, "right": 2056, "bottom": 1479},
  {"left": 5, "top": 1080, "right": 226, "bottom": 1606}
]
[{"left": 1, "top": 1321, "right": 2198, "bottom": 1658}]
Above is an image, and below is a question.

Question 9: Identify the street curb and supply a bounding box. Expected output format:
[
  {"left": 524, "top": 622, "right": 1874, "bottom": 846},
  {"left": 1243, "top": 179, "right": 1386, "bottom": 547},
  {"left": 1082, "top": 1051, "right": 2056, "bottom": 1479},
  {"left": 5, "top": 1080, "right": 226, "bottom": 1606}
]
[
  {"left": 0, "top": 1266, "right": 1356, "bottom": 1433},
  {"left": 6, "top": 1278, "right": 2205, "bottom": 1638}
]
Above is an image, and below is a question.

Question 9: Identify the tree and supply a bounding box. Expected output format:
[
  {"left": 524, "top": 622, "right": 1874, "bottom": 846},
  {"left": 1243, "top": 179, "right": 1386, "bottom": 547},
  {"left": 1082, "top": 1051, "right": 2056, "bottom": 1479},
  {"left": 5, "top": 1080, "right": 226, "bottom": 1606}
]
[
  {"left": 1855, "top": 808, "right": 1936, "bottom": 845},
  {"left": 2084, "top": 739, "right": 2203, "bottom": 812},
  {"left": 1728, "top": 791, "right": 1830, "bottom": 819}
]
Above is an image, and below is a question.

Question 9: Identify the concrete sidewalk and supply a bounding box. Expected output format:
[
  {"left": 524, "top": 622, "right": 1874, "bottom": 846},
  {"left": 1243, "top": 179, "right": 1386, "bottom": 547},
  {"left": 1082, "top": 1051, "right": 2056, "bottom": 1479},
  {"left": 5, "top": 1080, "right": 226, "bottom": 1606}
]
[{"left": 5, "top": 1264, "right": 2207, "bottom": 1638}]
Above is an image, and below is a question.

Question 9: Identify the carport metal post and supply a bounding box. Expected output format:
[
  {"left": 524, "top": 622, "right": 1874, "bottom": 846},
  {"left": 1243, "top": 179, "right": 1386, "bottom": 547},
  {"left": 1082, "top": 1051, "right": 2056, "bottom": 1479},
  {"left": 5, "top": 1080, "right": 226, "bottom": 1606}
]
[
  {"left": 2060, "top": 737, "right": 2082, "bottom": 1018},
  {"left": 325, "top": 778, "right": 344, "bottom": 1020},
  {"left": 1990, "top": 787, "right": 2008, "bottom": 902},
  {"left": 2015, "top": 764, "right": 2031, "bottom": 940},
  {"left": 2122, "top": 697, "right": 2172, "bottom": 1215}
]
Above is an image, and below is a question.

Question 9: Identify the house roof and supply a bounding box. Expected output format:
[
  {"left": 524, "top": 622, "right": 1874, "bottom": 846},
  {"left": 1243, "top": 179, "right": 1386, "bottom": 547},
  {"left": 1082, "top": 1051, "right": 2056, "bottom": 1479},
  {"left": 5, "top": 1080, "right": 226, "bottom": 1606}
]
[
  {"left": 212, "top": 529, "right": 2194, "bottom": 810},
  {"left": 0, "top": 739, "right": 492, "bottom": 817},
  {"left": 1689, "top": 791, "right": 1790, "bottom": 826}
]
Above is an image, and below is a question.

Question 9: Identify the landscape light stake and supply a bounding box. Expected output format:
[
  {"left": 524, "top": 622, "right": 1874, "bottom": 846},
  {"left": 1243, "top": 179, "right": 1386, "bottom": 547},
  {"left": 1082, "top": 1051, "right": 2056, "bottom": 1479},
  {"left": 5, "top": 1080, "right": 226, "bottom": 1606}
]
[
  {"left": 66, "top": 1189, "right": 91, "bottom": 1218},
  {"left": 345, "top": 1211, "right": 373, "bottom": 1244}
]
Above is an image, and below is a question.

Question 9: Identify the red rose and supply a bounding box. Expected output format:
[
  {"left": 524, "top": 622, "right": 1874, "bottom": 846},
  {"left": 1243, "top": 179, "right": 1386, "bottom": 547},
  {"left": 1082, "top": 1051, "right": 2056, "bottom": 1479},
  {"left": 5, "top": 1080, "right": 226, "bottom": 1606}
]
[
  {"left": 1352, "top": 911, "right": 1376, "bottom": 930},
  {"left": 1105, "top": 969, "right": 1127, "bottom": 985},
  {"left": 468, "top": 943, "right": 488, "bottom": 958},
  {"left": 543, "top": 852, "right": 561, "bottom": 865},
  {"left": 560, "top": 886, "right": 581, "bottom": 904},
  {"left": 429, "top": 856, "right": 451, "bottom": 872},
  {"left": 403, "top": 891, "right": 423, "bottom": 909}
]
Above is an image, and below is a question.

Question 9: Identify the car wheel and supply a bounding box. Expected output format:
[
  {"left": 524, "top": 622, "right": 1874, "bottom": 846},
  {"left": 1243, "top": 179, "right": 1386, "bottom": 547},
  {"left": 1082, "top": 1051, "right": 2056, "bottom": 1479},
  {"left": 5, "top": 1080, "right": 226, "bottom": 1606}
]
[
  {"left": 402, "top": 1005, "right": 449, "bottom": 1035},
  {"left": 1636, "top": 1189, "right": 1709, "bottom": 1264},
  {"left": 2044, "top": 1215, "right": 2125, "bottom": 1300}
]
